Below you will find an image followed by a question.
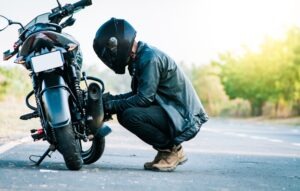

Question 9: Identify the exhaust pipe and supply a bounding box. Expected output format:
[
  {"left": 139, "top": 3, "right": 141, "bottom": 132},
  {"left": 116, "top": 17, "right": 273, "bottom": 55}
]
[{"left": 86, "top": 82, "right": 109, "bottom": 137}]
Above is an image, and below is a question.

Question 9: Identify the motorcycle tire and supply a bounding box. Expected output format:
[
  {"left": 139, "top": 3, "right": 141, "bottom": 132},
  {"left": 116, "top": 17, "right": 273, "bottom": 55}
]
[
  {"left": 54, "top": 125, "right": 83, "bottom": 170},
  {"left": 81, "top": 136, "right": 105, "bottom": 164}
]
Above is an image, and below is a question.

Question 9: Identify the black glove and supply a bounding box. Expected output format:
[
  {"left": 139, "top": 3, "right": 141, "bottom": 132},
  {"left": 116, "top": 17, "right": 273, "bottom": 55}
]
[
  {"left": 102, "top": 92, "right": 115, "bottom": 103},
  {"left": 102, "top": 92, "right": 114, "bottom": 121},
  {"left": 103, "top": 102, "right": 112, "bottom": 121}
]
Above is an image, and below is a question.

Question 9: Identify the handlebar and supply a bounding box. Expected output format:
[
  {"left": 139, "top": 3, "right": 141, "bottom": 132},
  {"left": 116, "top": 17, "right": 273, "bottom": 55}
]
[
  {"left": 49, "top": 0, "right": 92, "bottom": 23},
  {"left": 73, "top": 0, "right": 92, "bottom": 11}
]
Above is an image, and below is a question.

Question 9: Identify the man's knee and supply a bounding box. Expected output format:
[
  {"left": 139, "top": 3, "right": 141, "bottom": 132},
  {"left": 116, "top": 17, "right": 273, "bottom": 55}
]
[{"left": 117, "top": 108, "right": 141, "bottom": 128}]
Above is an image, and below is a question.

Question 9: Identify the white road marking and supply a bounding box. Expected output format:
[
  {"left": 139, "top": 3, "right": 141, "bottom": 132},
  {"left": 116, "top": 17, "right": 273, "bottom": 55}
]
[
  {"left": 291, "top": 129, "right": 299, "bottom": 134},
  {"left": 235, "top": 133, "right": 248, "bottom": 138},
  {"left": 292, "top": 143, "right": 300, "bottom": 147},
  {"left": 202, "top": 128, "right": 222, "bottom": 133},
  {"left": 40, "top": 169, "right": 58, "bottom": 173},
  {"left": 105, "top": 143, "right": 300, "bottom": 158},
  {"left": 184, "top": 148, "right": 300, "bottom": 158},
  {"left": 268, "top": 139, "right": 284, "bottom": 143},
  {"left": 204, "top": 128, "right": 290, "bottom": 145},
  {"left": 249, "top": 136, "right": 268, "bottom": 140},
  {"left": 0, "top": 137, "right": 31, "bottom": 155},
  {"left": 223, "top": 132, "right": 238, "bottom": 136}
]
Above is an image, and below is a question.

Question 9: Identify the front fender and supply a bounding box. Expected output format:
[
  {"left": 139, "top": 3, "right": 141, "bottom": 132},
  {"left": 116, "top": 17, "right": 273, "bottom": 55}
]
[{"left": 41, "top": 74, "right": 71, "bottom": 128}]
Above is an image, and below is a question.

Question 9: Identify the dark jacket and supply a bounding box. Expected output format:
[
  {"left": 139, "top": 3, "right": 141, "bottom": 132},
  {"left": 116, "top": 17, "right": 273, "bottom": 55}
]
[{"left": 109, "top": 41, "right": 208, "bottom": 144}]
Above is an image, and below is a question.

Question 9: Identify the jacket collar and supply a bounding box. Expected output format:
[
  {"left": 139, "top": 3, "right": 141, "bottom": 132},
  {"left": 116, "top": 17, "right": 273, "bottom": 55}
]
[
  {"left": 136, "top": 41, "right": 145, "bottom": 57},
  {"left": 127, "top": 41, "right": 145, "bottom": 75}
]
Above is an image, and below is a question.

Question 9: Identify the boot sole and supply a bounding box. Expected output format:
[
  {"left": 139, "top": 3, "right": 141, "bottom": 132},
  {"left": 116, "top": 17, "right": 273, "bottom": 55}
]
[
  {"left": 151, "top": 164, "right": 177, "bottom": 172},
  {"left": 178, "top": 157, "right": 188, "bottom": 165},
  {"left": 144, "top": 163, "right": 155, "bottom": 170},
  {"left": 149, "top": 158, "right": 188, "bottom": 172}
]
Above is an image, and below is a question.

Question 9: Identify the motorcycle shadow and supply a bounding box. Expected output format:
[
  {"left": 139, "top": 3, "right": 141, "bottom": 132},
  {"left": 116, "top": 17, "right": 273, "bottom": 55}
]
[
  {"left": 0, "top": 159, "right": 72, "bottom": 171},
  {"left": 82, "top": 162, "right": 145, "bottom": 172},
  {"left": 0, "top": 159, "right": 145, "bottom": 172}
]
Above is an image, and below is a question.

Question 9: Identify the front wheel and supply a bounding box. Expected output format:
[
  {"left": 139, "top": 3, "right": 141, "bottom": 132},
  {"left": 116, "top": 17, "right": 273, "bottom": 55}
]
[
  {"left": 55, "top": 125, "right": 83, "bottom": 170},
  {"left": 80, "top": 136, "right": 105, "bottom": 164}
]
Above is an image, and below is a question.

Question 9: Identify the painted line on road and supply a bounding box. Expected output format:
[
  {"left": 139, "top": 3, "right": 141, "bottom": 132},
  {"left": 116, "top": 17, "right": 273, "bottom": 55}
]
[
  {"left": 0, "top": 137, "right": 31, "bottom": 155},
  {"left": 249, "top": 135, "right": 269, "bottom": 140},
  {"left": 235, "top": 133, "right": 248, "bottom": 138},
  {"left": 202, "top": 128, "right": 222, "bottom": 133},
  {"left": 267, "top": 139, "right": 284, "bottom": 143},
  {"left": 291, "top": 129, "right": 300, "bottom": 134},
  {"left": 185, "top": 147, "right": 300, "bottom": 158},
  {"left": 107, "top": 143, "right": 152, "bottom": 151},
  {"left": 292, "top": 143, "right": 300, "bottom": 147},
  {"left": 105, "top": 142, "right": 300, "bottom": 158},
  {"left": 40, "top": 169, "right": 58, "bottom": 173},
  {"left": 203, "top": 128, "right": 296, "bottom": 147},
  {"left": 223, "top": 132, "right": 240, "bottom": 136}
]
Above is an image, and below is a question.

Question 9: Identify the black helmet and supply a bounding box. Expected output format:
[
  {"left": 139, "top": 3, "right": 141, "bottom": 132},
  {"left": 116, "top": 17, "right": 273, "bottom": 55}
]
[{"left": 93, "top": 18, "right": 136, "bottom": 74}]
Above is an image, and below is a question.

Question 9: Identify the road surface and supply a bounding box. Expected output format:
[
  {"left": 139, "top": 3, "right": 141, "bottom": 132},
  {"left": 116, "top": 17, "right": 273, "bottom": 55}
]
[{"left": 0, "top": 118, "right": 299, "bottom": 191}]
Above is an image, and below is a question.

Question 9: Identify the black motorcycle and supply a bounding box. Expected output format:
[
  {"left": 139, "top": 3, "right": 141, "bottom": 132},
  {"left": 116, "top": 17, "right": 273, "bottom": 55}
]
[{"left": 0, "top": 0, "right": 111, "bottom": 170}]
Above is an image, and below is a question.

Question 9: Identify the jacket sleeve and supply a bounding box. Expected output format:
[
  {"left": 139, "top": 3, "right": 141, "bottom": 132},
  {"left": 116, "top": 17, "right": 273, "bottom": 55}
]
[
  {"left": 109, "top": 58, "right": 160, "bottom": 113},
  {"left": 111, "top": 92, "right": 134, "bottom": 100}
]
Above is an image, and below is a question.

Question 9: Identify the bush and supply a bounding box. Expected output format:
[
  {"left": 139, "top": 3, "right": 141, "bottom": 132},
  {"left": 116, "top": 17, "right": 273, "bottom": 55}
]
[{"left": 0, "top": 66, "right": 31, "bottom": 100}]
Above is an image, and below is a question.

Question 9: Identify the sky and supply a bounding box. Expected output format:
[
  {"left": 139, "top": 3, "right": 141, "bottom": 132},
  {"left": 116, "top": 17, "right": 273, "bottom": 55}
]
[{"left": 0, "top": 0, "right": 300, "bottom": 70}]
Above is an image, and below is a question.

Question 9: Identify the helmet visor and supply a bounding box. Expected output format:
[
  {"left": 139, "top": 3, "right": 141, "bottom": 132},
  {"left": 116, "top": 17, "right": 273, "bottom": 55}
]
[
  {"left": 100, "top": 47, "right": 116, "bottom": 69},
  {"left": 100, "top": 37, "right": 118, "bottom": 69}
]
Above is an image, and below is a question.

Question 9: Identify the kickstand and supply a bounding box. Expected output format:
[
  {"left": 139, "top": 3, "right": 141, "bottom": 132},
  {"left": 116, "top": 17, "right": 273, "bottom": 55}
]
[{"left": 29, "top": 145, "right": 56, "bottom": 166}]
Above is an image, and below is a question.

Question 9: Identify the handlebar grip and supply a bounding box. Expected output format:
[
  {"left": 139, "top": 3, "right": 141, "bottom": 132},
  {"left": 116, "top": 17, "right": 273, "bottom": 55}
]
[
  {"left": 49, "top": 4, "right": 74, "bottom": 23},
  {"left": 73, "top": 0, "right": 92, "bottom": 10},
  {"left": 49, "top": 0, "right": 92, "bottom": 23}
]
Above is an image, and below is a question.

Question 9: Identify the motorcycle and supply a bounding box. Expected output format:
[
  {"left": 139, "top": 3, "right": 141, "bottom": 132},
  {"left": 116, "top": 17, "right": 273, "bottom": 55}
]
[{"left": 0, "top": 0, "right": 111, "bottom": 170}]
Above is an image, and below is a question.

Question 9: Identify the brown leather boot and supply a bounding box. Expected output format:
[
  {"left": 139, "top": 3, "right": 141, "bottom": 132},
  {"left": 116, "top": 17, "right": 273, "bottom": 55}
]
[
  {"left": 144, "top": 151, "right": 164, "bottom": 170},
  {"left": 151, "top": 145, "right": 187, "bottom": 172},
  {"left": 177, "top": 145, "right": 188, "bottom": 165}
]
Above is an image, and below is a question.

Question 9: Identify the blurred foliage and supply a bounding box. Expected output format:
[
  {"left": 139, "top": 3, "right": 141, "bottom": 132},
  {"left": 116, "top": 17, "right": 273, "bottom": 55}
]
[
  {"left": 0, "top": 66, "right": 31, "bottom": 100},
  {"left": 214, "top": 27, "right": 300, "bottom": 116},
  {"left": 191, "top": 64, "right": 228, "bottom": 116},
  {"left": 84, "top": 64, "right": 131, "bottom": 94},
  {"left": 190, "top": 64, "right": 251, "bottom": 117}
]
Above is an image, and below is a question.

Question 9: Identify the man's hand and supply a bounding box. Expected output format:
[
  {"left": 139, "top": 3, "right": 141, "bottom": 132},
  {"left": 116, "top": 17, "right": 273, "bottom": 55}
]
[
  {"left": 102, "top": 92, "right": 114, "bottom": 121},
  {"left": 103, "top": 100, "right": 113, "bottom": 121},
  {"left": 102, "top": 92, "right": 114, "bottom": 102}
]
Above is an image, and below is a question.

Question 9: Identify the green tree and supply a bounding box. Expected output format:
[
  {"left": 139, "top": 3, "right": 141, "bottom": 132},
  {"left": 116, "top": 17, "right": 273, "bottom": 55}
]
[{"left": 217, "top": 27, "right": 300, "bottom": 116}]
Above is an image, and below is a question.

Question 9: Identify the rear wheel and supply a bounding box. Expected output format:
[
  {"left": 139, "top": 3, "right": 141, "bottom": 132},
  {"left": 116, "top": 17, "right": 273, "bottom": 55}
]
[
  {"left": 80, "top": 136, "right": 105, "bottom": 164},
  {"left": 55, "top": 125, "right": 83, "bottom": 170}
]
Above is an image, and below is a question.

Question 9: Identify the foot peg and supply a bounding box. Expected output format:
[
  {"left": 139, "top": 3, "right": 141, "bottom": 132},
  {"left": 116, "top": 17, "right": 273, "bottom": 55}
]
[{"left": 20, "top": 111, "right": 39, "bottom": 120}]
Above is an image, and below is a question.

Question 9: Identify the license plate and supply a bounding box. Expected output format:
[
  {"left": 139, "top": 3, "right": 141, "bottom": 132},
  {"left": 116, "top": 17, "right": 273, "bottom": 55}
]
[{"left": 31, "top": 51, "right": 64, "bottom": 73}]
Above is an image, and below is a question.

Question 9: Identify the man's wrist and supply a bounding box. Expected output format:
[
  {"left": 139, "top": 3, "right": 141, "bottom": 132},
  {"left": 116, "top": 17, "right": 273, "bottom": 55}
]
[{"left": 104, "top": 100, "right": 116, "bottom": 115}]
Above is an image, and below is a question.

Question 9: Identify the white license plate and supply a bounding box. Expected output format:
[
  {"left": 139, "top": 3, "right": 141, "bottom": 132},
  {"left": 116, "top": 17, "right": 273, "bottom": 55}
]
[{"left": 31, "top": 51, "right": 64, "bottom": 73}]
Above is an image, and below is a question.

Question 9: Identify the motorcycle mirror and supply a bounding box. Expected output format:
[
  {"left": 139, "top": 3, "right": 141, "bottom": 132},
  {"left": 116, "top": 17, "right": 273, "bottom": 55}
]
[{"left": 0, "top": 15, "right": 10, "bottom": 31}]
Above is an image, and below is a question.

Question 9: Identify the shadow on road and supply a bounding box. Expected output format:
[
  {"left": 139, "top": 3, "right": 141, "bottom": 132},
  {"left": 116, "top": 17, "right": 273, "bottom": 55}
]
[{"left": 0, "top": 158, "right": 147, "bottom": 172}]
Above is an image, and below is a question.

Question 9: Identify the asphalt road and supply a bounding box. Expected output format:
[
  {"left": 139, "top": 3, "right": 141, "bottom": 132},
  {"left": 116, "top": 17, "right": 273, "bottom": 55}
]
[{"left": 0, "top": 118, "right": 299, "bottom": 191}]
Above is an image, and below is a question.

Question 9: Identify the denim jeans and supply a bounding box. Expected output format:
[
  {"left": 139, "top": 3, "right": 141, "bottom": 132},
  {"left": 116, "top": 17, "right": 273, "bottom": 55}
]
[{"left": 117, "top": 105, "right": 174, "bottom": 149}]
